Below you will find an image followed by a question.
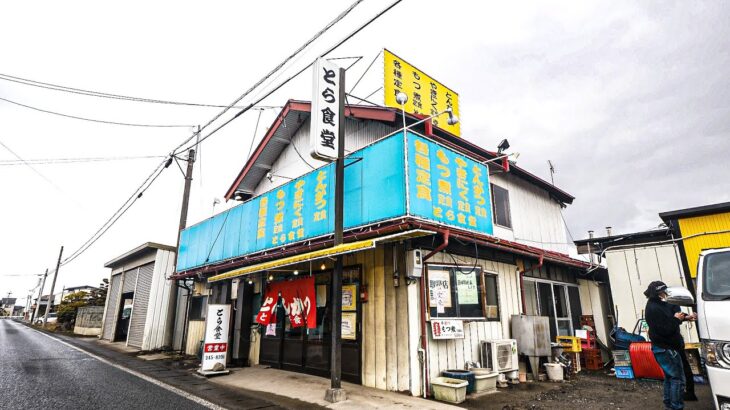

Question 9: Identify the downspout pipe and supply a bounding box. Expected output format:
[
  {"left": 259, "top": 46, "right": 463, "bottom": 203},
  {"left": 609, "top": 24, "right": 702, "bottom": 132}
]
[
  {"left": 518, "top": 253, "right": 544, "bottom": 314},
  {"left": 419, "top": 229, "right": 449, "bottom": 398}
]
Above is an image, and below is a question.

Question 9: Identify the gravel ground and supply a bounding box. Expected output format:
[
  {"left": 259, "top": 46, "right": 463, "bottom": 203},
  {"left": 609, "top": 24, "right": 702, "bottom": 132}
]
[{"left": 461, "top": 369, "right": 715, "bottom": 409}]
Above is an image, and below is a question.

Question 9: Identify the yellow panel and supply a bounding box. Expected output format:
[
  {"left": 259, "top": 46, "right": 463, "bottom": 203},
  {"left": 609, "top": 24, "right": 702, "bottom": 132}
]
[
  {"left": 383, "top": 49, "right": 461, "bottom": 137},
  {"left": 208, "top": 239, "right": 375, "bottom": 282},
  {"left": 677, "top": 211, "right": 730, "bottom": 278}
]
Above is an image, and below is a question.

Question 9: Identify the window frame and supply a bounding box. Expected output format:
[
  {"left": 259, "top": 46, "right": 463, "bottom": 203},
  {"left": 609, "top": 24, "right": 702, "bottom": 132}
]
[
  {"left": 490, "top": 183, "right": 512, "bottom": 229},
  {"left": 425, "top": 263, "right": 500, "bottom": 321}
]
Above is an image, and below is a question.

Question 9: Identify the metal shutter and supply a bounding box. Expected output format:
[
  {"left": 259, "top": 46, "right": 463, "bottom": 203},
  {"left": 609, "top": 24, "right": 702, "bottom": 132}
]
[
  {"left": 127, "top": 263, "right": 153, "bottom": 348},
  {"left": 122, "top": 269, "right": 137, "bottom": 293},
  {"left": 102, "top": 274, "right": 122, "bottom": 340}
]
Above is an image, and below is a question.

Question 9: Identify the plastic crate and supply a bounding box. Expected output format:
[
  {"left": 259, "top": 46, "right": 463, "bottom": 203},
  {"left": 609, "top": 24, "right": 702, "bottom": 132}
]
[
  {"left": 615, "top": 366, "right": 634, "bottom": 379},
  {"left": 614, "top": 359, "right": 631, "bottom": 367},
  {"left": 557, "top": 336, "right": 582, "bottom": 353},
  {"left": 582, "top": 348, "right": 603, "bottom": 370},
  {"left": 612, "top": 350, "right": 631, "bottom": 363}
]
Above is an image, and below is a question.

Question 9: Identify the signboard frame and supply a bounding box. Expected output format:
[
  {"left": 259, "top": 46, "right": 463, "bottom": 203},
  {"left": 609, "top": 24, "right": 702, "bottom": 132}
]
[
  {"left": 199, "top": 304, "right": 231, "bottom": 376},
  {"left": 431, "top": 319, "right": 465, "bottom": 340}
]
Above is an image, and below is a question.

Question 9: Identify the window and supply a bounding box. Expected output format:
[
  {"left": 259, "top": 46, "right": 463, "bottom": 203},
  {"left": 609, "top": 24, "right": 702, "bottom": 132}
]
[
  {"left": 427, "top": 265, "right": 500, "bottom": 320},
  {"left": 523, "top": 279, "right": 582, "bottom": 339},
  {"left": 189, "top": 296, "right": 207, "bottom": 320},
  {"left": 491, "top": 184, "right": 512, "bottom": 228}
]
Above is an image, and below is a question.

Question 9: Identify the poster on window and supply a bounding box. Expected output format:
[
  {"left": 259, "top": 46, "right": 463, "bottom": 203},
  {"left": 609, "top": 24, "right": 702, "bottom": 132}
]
[
  {"left": 428, "top": 269, "right": 452, "bottom": 309},
  {"left": 200, "top": 304, "right": 231, "bottom": 374},
  {"left": 342, "top": 312, "right": 357, "bottom": 340},
  {"left": 456, "top": 271, "right": 478, "bottom": 304},
  {"left": 431, "top": 319, "right": 464, "bottom": 339},
  {"left": 342, "top": 284, "right": 357, "bottom": 311}
]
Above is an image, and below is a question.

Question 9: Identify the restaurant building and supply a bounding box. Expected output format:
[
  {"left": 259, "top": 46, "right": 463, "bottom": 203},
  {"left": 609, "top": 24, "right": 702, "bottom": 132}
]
[{"left": 172, "top": 100, "right": 601, "bottom": 396}]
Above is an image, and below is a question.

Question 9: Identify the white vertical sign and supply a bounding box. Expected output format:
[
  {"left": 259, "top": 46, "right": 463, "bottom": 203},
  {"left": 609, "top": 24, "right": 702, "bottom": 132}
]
[
  {"left": 310, "top": 57, "right": 341, "bottom": 161},
  {"left": 200, "top": 304, "right": 231, "bottom": 374}
]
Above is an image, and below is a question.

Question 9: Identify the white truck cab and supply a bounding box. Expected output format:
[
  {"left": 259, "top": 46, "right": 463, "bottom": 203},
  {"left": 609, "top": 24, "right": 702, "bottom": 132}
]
[{"left": 697, "top": 248, "right": 730, "bottom": 409}]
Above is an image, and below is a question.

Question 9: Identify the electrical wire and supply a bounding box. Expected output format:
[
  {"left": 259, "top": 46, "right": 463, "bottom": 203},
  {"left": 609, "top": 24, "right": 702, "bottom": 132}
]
[
  {"left": 57, "top": 0, "right": 371, "bottom": 267},
  {"left": 0, "top": 96, "right": 194, "bottom": 128},
  {"left": 0, "top": 72, "right": 282, "bottom": 110},
  {"left": 349, "top": 49, "right": 382, "bottom": 94},
  {"left": 245, "top": 107, "right": 264, "bottom": 161},
  {"left": 174, "top": 0, "right": 403, "bottom": 156},
  {"left": 0, "top": 155, "right": 165, "bottom": 166},
  {"left": 0, "top": 138, "right": 85, "bottom": 210}
]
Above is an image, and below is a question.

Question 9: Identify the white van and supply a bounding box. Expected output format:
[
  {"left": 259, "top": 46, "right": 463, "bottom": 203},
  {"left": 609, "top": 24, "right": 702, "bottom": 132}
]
[{"left": 697, "top": 248, "right": 730, "bottom": 409}]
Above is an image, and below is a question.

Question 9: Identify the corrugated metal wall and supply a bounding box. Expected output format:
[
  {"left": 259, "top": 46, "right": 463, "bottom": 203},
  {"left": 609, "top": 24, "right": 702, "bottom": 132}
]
[
  {"left": 122, "top": 269, "right": 137, "bottom": 293},
  {"left": 677, "top": 211, "right": 730, "bottom": 278},
  {"left": 127, "top": 263, "right": 153, "bottom": 348},
  {"left": 102, "top": 274, "right": 122, "bottom": 340},
  {"left": 142, "top": 249, "right": 176, "bottom": 350}
]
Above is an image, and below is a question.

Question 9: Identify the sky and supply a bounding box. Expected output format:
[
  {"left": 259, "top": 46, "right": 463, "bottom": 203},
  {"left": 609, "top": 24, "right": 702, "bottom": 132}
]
[{"left": 2, "top": 0, "right": 729, "bottom": 307}]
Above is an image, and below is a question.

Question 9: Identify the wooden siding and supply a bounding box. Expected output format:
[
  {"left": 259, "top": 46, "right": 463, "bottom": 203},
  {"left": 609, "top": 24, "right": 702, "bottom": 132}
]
[
  {"left": 490, "top": 172, "right": 572, "bottom": 256},
  {"left": 353, "top": 244, "right": 412, "bottom": 393},
  {"left": 186, "top": 320, "right": 206, "bottom": 356},
  {"left": 423, "top": 252, "right": 521, "bottom": 382},
  {"left": 677, "top": 211, "right": 730, "bottom": 278}
]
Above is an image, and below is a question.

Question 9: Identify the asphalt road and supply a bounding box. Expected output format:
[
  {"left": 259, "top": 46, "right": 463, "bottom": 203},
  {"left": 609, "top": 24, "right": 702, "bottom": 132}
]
[{"left": 0, "top": 319, "right": 213, "bottom": 410}]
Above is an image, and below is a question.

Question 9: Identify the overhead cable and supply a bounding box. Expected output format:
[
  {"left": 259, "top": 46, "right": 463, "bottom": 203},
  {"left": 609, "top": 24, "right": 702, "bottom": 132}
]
[
  {"left": 174, "top": 0, "right": 403, "bottom": 155},
  {"left": 0, "top": 72, "right": 281, "bottom": 110},
  {"left": 57, "top": 0, "right": 370, "bottom": 267},
  {"left": 0, "top": 155, "right": 165, "bottom": 166}
]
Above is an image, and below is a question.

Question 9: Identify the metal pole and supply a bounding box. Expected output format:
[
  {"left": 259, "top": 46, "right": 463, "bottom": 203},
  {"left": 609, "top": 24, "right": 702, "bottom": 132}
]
[
  {"left": 169, "top": 146, "right": 196, "bottom": 348},
  {"left": 326, "top": 67, "right": 346, "bottom": 403},
  {"left": 44, "top": 246, "right": 64, "bottom": 327},
  {"left": 33, "top": 269, "right": 48, "bottom": 323}
]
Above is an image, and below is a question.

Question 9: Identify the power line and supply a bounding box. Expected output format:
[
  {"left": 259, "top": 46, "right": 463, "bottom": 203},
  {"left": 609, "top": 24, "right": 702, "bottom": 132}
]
[
  {"left": 0, "top": 155, "right": 165, "bottom": 166},
  {"left": 0, "top": 137, "right": 85, "bottom": 210},
  {"left": 58, "top": 0, "right": 370, "bottom": 267},
  {"left": 0, "top": 96, "right": 194, "bottom": 128},
  {"left": 0, "top": 73, "right": 282, "bottom": 110},
  {"left": 175, "top": 0, "right": 403, "bottom": 156}
]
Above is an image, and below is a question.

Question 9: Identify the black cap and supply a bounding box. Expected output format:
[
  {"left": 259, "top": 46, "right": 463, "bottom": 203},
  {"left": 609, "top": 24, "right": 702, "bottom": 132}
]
[{"left": 644, "top": 281, "right": 668, "bottom": 298}]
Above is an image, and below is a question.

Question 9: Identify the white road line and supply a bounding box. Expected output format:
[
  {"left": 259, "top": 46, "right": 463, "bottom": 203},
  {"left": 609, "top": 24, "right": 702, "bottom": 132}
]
[{"left": 21, "top": 322, "right": 226, "bottom": 410}]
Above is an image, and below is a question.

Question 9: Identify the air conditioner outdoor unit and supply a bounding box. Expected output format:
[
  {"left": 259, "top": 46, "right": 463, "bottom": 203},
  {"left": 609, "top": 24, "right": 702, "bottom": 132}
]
[{"left": 480, "top": 339, "right": 519, "bottom": 374}]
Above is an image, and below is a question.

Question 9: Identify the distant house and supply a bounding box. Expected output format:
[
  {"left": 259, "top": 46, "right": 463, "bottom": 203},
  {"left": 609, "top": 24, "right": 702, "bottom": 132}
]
[{"left": 1, "top": 298, "right": 17, "bottom": 316}]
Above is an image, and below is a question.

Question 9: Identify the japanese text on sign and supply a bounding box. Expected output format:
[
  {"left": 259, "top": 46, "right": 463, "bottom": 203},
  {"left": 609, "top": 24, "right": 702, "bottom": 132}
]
[
  {"left": 201, "top": 304, "right": 230, "bottom": 373},
  {"left": 384, "top": 49, "right": 461, "bottom": 137},
  {"left": 431, "top": 319, "right": 465, "bottom": 339},
  {"left": 408, "top": 134, "right": 493, "bottom": 235},
  {"left": 310, "top": 58, "right": 342, "bottom": 161}
]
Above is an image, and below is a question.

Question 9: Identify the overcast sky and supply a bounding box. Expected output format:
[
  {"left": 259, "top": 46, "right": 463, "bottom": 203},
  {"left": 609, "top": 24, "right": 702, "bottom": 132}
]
[{"left": 2, "top": 1, "right": 729, "bottom": 306}]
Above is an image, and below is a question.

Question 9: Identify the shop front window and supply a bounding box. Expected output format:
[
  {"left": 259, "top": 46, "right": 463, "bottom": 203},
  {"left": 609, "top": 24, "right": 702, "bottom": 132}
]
[
  {"left": 523, "top": 279, "right": 582, "bottom": 339},
  {"left": 427, "top": 264, "right": 499, "bottom": 320}
]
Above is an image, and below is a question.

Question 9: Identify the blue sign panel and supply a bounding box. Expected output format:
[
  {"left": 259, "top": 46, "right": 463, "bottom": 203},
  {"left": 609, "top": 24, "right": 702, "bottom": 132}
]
[
  {"left": 176, "top": 131, "right": 493, "bottom": 272},
  {"left": 177, "top": 134, "right": 406, "bottom": 271},
  {"left": 406, "top": 133, "right": 494, "bottom": 235}
]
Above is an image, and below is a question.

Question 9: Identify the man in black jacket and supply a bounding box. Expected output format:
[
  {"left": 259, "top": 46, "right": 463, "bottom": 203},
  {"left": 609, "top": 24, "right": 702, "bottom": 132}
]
[{"left": 644, "top": 281, "right": 696, "bottom": 410}]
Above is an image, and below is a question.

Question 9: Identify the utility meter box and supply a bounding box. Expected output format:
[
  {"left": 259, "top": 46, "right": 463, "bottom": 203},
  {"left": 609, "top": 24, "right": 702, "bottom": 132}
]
[{"left": 406, "top": 249, "right": 424, "bottom": 278}]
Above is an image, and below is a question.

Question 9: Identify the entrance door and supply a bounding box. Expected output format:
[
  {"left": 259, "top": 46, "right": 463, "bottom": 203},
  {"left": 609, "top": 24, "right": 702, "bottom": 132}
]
[
  {"left": 259, "top": 266, "right": 362, "bottom": 384},
  {"left": 114, "top": 292, "right": 134, "bottom": 342}
]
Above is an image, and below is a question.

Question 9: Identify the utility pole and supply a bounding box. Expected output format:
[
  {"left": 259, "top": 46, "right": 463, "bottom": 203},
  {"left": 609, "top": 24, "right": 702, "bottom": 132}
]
[
  {"left": 168, "top": 146, "right": 196, "bottom": 348},
  {"left": 326, "top": 66, "right": 346, "bottom": 403},
  {"left": 44, "top": 246, "right": 64, "bottom": 327},
  {"left": 33, "top": 269, "right": 49, "bottom": 323}
]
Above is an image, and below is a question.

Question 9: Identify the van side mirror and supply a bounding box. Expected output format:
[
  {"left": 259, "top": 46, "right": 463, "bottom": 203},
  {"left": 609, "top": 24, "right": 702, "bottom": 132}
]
[{"left": 665, "top": 286, "right": 694, "bottom": 306}]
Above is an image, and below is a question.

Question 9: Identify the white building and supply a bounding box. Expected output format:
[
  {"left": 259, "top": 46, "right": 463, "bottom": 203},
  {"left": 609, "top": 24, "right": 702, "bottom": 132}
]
[{"left": 174, "top": 101, "right": 605, "bottom": 396}]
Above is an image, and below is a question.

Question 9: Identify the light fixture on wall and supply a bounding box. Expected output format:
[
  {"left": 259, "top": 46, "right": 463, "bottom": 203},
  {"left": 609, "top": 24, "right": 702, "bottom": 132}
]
[
  {"left": 266, "top": 172, "right": 294, "bottom": 183},
  {"left": 320, "top": 262, "right": 326, "bottom": 271},
  {"left": 268, "top": 274, "right": 274, "bottom": 281},
  {"left": 293, "top": 270, "right": 299, "bottom": 276}
]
